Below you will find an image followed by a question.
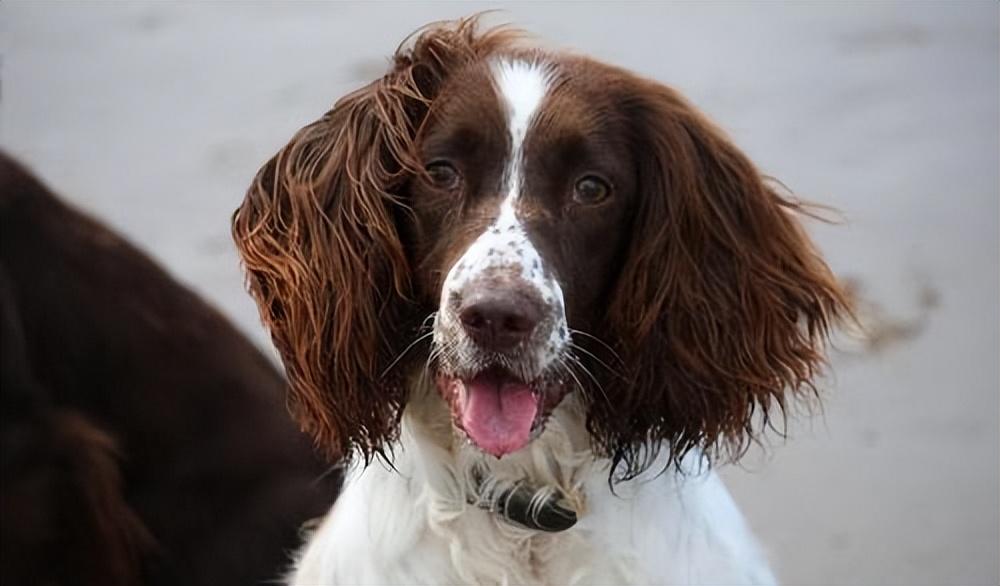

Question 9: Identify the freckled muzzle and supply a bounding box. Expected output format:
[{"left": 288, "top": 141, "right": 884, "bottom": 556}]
[{"left": 432, "top": 261, "right": 571, "bottom": 457}]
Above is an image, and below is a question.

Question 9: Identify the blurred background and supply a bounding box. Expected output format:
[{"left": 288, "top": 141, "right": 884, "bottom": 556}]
[{"left": 1, "top": 3, "right": 996, "bottom": 584}]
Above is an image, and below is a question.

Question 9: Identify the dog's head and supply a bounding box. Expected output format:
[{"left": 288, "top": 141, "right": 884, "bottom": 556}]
[{"left": 233, "top": 17, "right": 848, "bottom": 474}]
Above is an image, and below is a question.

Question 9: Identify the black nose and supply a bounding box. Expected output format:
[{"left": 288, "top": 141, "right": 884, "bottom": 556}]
[{"left": 458, "top": 282, "right": 544, "bottom": 352}]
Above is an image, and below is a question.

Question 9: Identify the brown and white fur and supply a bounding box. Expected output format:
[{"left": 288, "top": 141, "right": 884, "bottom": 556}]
[{"left": 233, "top": 17, "right": 849, "bottom": 585}]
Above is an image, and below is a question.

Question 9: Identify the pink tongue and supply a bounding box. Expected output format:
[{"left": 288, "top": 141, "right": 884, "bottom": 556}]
[{"left": 460, "top": 375, "right": 538, "bottom": 457}]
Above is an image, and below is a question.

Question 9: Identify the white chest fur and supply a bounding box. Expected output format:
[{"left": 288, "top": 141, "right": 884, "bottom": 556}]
[{"left": 290, "top": 397, "right": 778, "bottom": 586}]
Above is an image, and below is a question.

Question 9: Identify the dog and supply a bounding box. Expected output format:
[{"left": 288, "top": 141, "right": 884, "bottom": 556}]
[
  {"left": 0, "top": 152, "right": 338, "bottom": 586},
  {"left": 232, "top": 17, "right": 848, "bottom": 585}
]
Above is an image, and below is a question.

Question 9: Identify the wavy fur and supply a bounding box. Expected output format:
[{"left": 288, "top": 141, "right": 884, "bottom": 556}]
[
  {"left": 593, "top": 80, "right": 849, "bottom": 478},
  {"left": 233, "top": 17, "right": 523, "bottom": 461}
]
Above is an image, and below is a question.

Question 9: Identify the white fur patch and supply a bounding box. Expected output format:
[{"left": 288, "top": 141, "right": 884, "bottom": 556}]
[{"left": 492, "top": 59, "right": 551, "bottom": 201}]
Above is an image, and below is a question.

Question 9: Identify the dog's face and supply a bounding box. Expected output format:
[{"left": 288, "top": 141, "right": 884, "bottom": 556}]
[
  {"left": 233, "top": 18, "right": 848, "bottom": 472},
  {"left": 403, "top": 59, "right": 637, "bottom": 456}
]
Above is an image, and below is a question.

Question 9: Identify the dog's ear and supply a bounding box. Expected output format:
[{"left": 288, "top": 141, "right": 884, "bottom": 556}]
[
  {"left": 232, "top": 18, "right": 518, "bottom": 461},
  {"left": 595, "top": 78, "right": 850, "bottom": 476}
]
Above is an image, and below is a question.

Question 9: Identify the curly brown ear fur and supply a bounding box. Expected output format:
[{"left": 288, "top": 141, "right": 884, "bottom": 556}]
[
  {"left": 232, "top": 17, "right": 519, "bottom": 461},
  {"left": 594, "top": 79, "right": 850, "bottom": 478}
]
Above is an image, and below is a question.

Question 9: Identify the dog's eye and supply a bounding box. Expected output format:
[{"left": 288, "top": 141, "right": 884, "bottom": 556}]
[
  {"left": 425, "top": 162, "right": 461, "bottom": 190},
  {"left": 573, "top": 175, "right": 611, "bottom": 205}
]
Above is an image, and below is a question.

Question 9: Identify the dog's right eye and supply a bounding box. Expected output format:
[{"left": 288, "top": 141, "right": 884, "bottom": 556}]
[
  {"left": 573, "top": 175, "right": 612, "bottom": 206},
  {"left": 425, "top": 162, "right": 461, "bottom": 191}
]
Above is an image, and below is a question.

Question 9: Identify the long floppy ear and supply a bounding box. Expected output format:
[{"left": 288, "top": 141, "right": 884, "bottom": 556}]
[
  {"left": 232, "top": 18, "right": 517, "bottom": 461},
  {"left": 596, "top": 79, "right": 850, "bottom": 477}
]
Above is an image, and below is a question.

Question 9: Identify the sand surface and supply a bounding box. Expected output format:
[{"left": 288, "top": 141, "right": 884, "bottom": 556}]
[{"left": 2, "top": 3, "right": 997, "bottom": 584}]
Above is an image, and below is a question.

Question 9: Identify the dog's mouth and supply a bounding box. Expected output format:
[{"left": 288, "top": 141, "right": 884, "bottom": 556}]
[{"left": 435, "top": 366, "right": 567, "bottom": 457}]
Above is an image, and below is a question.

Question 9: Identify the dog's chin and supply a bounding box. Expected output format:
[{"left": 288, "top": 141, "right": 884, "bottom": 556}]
[{"left": 435, "top": 365, "right": 568, "bottom": 458}]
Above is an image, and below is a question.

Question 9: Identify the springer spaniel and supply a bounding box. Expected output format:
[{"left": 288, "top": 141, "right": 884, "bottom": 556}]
[{"left": 233, "top": 17, "right": 848, "bottom": 585}]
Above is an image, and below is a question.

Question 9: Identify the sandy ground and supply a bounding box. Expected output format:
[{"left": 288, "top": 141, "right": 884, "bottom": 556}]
[{"left": 2, "top": 3, "right": 997, "bottom": 585}]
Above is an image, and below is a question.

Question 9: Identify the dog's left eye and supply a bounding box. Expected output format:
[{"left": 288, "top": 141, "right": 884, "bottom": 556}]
[
  {"left": 573, "top": 175, "right": 611, "bottom": 205},
  {"left": 425, "top": 162, "right": 461, "bottom": 190}
]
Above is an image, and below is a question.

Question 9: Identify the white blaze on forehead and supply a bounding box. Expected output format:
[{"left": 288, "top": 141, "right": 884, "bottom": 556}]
[
  {"left": 492, "top": 59, "right": 551, "bottom": 201},
  {"left": 441, "top": 58, "right": 554, "bottom": 291}
]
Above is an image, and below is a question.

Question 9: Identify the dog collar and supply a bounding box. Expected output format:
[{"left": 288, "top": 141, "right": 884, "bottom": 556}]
[{"left": 468, "top": 468, "right": 577, "bottom": 532}]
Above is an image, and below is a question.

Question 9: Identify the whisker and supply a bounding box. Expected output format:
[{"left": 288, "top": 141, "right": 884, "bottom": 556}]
[
  {"left": 419, "top": 311, "right": 439, "bottom": 332},
  {"left": 556, "top": 358, "right": 585, "bottom": 395},
  {"left": 562, "top": 352, "right": 613, "bottom": 407},
  {"left": 555, "top": 354, "right": 611, "bottom": 409},
  {"left": 569, "top": 341, "right": 627, "bottom": 381},
  {"left": 564, "top": 353, "right": 600, "bottom": 387},
  {"left": 425, "top": 336, "right": 454, "bottom": 373},
  {"left": 380, "top": 331, "right": 434, "bottom": 378},
  {"left": 568, "top": 328, "right": 624, "bottom": 365}
]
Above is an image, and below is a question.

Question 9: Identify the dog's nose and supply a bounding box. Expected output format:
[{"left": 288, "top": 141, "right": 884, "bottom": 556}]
[{"left": 458, "top": 283, "right": 543, "bottom": 351}]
